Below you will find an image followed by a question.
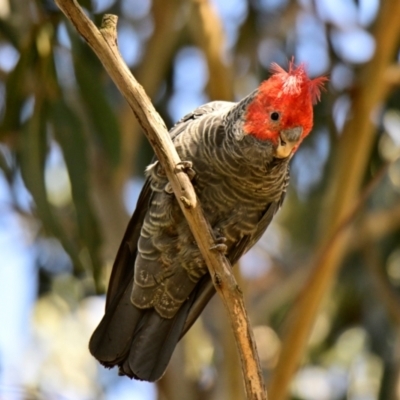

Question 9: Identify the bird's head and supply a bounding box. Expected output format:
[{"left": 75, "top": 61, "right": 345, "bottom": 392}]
[{"left": 243, "top": 60, "right": 327, "bottom": 158}]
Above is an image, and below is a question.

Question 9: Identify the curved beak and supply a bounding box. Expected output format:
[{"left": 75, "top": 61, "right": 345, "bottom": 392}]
[{"left": 275, "top": 126, "right": 303, "bottom": 159}]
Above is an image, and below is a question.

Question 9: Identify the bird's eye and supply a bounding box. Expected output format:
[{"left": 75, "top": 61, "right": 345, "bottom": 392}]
[{"left": 270, "top": 112, "right": 280, "bottom": 121}]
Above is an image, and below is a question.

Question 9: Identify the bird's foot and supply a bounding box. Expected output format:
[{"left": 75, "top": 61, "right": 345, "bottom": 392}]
[
  {"left": 175, "top": 160, "right": 196, "bottom": 181},
  {"left": 156, "top": 162, "right": 167, "bottom": 177},
  {"left": 210, "top": 236, "right": 228, "bottom": 254},
  {"left": 164, "top": 182, "right": 174, "bottom": 194}
]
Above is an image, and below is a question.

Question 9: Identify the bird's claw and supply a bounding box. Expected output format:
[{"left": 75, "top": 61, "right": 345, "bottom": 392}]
[
  {"left": 175, "top": 161, "right": 196, "bottom": 181},
  {"left": 163, "top": 161, "right": 195, "bottom": 193},
  {"left": 175, "top": 160, "right": 193, "bottom": 171},
  {"left": 210, "top": 243, "right": 228, "bottom": 254},
  {"left": 210, "top": 237, "right": 228, "bottom": 254},
  {"left": 164, "top": 182, "right": 173, "bottom": 194},
  {"left": 155, "top": 161, "right": 166, "bottom": 177}
]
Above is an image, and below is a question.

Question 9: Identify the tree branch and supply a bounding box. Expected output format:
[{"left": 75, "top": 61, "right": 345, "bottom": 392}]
[{"left": 54, "top": 1, "right": 266, "bottom": 398}]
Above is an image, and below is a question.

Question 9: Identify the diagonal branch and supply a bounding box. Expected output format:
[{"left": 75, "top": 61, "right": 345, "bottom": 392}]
[{"left": 54, "top": 1, "right": 266, "bottom": 399}]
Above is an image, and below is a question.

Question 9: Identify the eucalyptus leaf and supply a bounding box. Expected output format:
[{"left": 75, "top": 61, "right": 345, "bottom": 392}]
[
  {"left": 73, "top": 52, "right": 121, "bottom": 167},
  {"left": 18, "top": 96, "right": 86, "bottom": 275},
  {"left": 0, "top": 18, "right": 20, "bottom": 48},
  {"left": 0, "top": 35, "right": 37, "bottom": 135},
  {"left": 50, "top": 99, "right": 103, "bottom": 288}
]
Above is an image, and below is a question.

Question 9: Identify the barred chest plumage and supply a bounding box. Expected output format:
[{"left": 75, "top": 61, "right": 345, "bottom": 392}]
[{"left": 172, "top": 109, "right": 290, "bottom": 246}]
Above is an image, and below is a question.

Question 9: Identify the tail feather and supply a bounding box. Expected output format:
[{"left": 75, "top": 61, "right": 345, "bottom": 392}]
[
  {"left": 89, "top": 274, "right": 195, "bottom": 382},
  {"left": 89, "top": 275, "right": 142, "bottom": 365},
  {"left": 126, "top": 299, "right": 193, "bottom": 381}
]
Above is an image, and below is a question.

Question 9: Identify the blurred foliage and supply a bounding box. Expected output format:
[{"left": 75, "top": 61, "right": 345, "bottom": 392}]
[{"left": 0, "top": 0, "right": 400, "bottom": 399}]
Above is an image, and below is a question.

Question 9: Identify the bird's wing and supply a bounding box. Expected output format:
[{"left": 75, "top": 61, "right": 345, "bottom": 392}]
[
  {"left": 105, "top": 179, "right": 152, "bottom": 309},
  {"left": 173, "top": 101, "right": 234, "bottom": 126},
  {"left": 169, "top": 100, "right": 235, "bottom": 139},
  {"left": 106, "top": 101, "right": 238, "bottom": 309},
  {"left": 105, "top": 100, "right": 235, "bottom": 310}
]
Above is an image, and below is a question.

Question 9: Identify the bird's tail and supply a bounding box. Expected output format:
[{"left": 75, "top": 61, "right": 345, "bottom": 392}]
[{"left": 89, "top": 274, "right": 194, "bottom": 382}]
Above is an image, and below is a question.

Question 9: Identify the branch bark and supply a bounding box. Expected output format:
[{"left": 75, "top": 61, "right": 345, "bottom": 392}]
[{"left": 54, "top": 1, "right": 266, "bottom": 398}]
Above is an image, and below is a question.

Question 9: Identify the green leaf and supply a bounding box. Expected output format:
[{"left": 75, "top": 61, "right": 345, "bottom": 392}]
[
  {"left": 0, "top": 18, "right": 20, "bottom": 48},
  {"left": 0, "top": 36, "right": 37, "bottom": 135},
  {"left": 73, "top": 51, "right": 121, "bottom": 167},
  {"left": 0, "top": 147, "right": 12, "bottom": 183},
  {"left": 50, "top": 99, "right": 103, "bottom": 288},
  {"left": 18, "top": 96, "right": 86, "bottom": 275}
]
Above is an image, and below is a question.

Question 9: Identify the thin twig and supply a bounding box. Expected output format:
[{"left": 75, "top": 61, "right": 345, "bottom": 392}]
[{"left": 54, "top": 1, "right": 266, "bottom": 398}]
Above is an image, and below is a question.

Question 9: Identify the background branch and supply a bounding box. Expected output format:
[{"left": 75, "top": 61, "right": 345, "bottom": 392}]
[
  {"left": 269, "top": 0, "right": 400, "bottom": 396},
  {"left": 115, "top": 0, "right": 184, "bottom": 192},
  {"left": 189, "top": 0, "right": 233, "bottom": 101},
  {"left": 54, "top": 1, "right": 266, "bottom": 398},
  {"left": 363, "top": 245, "right": 400, "bottom": 328},
  {"left": 385, "top": 64, "right": 400, "bottom": 86},
  {"left": 352, "top": 201, "right": 400, "bottom": 248}
]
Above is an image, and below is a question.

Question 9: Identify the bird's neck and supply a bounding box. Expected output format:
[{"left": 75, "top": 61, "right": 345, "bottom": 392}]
[{"left": 224, "top": 89, "right": 258, "bottom": 140}]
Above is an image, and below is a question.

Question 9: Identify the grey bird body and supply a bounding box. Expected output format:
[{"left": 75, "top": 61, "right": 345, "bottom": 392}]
[{"left": 89, "top": 97, "right": 290, "bottom": 381}]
